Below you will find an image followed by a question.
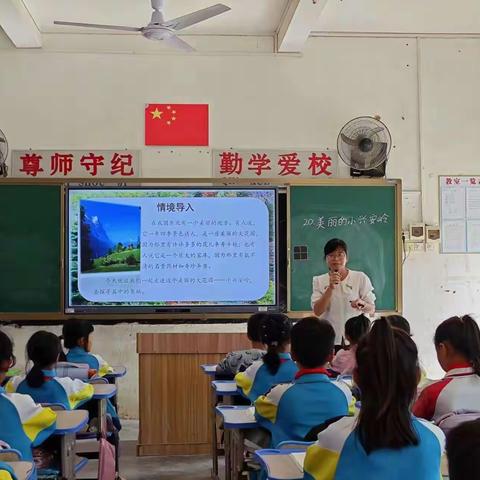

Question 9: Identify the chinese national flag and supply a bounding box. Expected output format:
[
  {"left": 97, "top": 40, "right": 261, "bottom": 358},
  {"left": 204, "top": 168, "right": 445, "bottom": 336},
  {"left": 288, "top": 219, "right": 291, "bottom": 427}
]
[{"left": 145, "top": 104, "right": 209, "bottom": 146}]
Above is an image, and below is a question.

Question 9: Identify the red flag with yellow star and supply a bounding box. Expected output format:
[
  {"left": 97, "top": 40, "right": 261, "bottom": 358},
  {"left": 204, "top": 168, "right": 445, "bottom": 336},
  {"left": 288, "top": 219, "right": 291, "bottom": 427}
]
[{"left": 145, "top": 104, "right": 209, "bottom": 146}]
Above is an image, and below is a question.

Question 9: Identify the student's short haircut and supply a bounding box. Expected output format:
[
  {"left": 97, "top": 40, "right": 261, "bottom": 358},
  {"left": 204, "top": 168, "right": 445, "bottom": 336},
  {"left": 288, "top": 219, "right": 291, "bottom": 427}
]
[
  {"left": 247, "top": 313, "right": 267, "bottom": 343},
  {"left": 62, "top": 319, "right": 94, "bottom": 349},
  {"left": 446, "top": 419, "right": 480, "bottom": 480},
  {"left": 324, "top": 238, "right": 348, "bottom": 259},
  {"left": 291, "top": 317, "right": 335, "bottom": 368},
  {"left": 345, "top": 314, "right": 371, "bottom": 343},
  {"left": 388, "top": 315, "right": 411, "bottom": 335}
]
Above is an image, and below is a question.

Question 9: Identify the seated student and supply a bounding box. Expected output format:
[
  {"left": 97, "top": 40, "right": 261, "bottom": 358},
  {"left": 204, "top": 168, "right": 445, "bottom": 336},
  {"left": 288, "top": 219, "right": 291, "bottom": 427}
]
[
  {"left": 216, "top": 313, "right": 266, "bottom": 378},
  {"left": 446, "top": 418, "right": 480, "bottom": 480},
  {"left": 388, "top": 314, "right": 412, "bottom": 335},
  {"left": 255, "top": 317, "right": 352, "bottom": 447},
  {"left": 303, "top": 317, "right": 445, "bottom": 480},
  {"left": 387, "top": 314, "right": 430, "bottom": 388},
  {"left": 63, "top": 320, "right": 122, "bottom": 431},
  {"left": 413, "top": 315, "right": 480, "bottom": 423},
  {"left": 330, "top": 314, "right": 370, "bottom": 376},
  {"left": 62, "top": 319, "right": 113, "bottom": 377},
  {"left": 235, "top": 313, "right": 297, "bottom": 402},
  {"left": 7, "top": 331, "right": 94, "bottom": 411},
  {"left": 0, "top": 331, "right": 56, "bottom": 462}
]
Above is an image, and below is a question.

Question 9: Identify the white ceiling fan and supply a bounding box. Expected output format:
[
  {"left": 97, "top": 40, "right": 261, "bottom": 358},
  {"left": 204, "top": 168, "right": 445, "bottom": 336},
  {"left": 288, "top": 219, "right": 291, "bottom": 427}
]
[{"left": 54, "top": 0, "right": 231, "bottom": 52}]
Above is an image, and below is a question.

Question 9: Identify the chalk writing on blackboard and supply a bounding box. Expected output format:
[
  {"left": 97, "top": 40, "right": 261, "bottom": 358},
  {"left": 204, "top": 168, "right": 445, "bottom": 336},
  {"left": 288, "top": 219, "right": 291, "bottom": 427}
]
[{"left": 302, "top": 213, "right": 390, "bottom": 229}]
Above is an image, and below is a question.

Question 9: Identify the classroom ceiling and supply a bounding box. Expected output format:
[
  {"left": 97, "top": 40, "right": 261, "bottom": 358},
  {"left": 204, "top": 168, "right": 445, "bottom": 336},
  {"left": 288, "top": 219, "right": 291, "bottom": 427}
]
[
  {"left": 22, "top": 0, "right": 289, "bottom": 36},
  {"left": 3, "top": 0, "right": 480, "bottom": 52},
  {"left": 314, "top": 0, "right": 480, "bottom": 34}
]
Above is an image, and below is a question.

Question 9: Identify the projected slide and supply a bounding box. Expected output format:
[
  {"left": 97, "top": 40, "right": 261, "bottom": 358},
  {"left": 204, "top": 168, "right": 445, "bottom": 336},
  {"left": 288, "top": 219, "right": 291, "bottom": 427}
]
[{"left": 67, "top": 188, "right": 277, "bottom": 311}]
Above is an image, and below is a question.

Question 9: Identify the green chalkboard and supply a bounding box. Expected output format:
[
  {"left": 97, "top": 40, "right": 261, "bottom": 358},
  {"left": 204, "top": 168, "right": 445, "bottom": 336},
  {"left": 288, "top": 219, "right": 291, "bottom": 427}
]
[
  {"left": 0, "top": 184, "right": 62, "bottom": 313},
  {"left": 289, "top": 183, "right": 401, "bottom": 312}
]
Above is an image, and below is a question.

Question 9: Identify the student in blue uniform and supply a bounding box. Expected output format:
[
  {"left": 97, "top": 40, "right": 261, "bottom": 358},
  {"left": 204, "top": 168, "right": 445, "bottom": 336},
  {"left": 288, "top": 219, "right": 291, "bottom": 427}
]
[
  {"left": 0, "top": 331, "right": 56, "bottom": 463},
  {"left": 62, "top": 320, "right": 121, "bottom": 430},
  {"left": 7, "top": 331, "right": 93, "bottom": 410},
  {"left": 0, "top": 462, "right": 15, "bottom": 480},
  {"left": 62, "top": 319, "right": 113, "bottom": 377},
  {"left": 255, "top": 317, "right": 353, "bottom": 447},
  {"left": 235, "top": 313, "right": 297, "bottom": 402},
  {"left": 303, "top": 317, "right": 445, "bottom": 480}
]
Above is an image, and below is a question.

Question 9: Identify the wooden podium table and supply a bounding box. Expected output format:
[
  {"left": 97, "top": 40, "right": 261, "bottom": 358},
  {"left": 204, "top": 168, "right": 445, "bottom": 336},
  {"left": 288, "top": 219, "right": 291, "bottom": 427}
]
[{"left": 137, "top": 332, "right": 250, "bottom": 456}]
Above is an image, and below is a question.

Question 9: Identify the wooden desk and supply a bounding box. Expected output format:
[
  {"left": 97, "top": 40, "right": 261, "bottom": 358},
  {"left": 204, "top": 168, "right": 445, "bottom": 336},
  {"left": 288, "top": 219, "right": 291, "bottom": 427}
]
[{"left": 137, "top": 332, "right": 250, "bottom": 456}]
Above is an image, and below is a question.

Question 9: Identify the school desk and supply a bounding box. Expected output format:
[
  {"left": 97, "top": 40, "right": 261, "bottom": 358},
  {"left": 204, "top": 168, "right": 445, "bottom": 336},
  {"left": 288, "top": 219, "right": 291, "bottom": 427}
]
[
  {"left": 201, "top": 364, "right": 218, "bottom": 377},
  {"left": 200, "top": 365, "right": 221, "bottom": 478},
  {"left": 107, "top": 366, "right": 127, "bottom": 379},
  {"left": 54, "top": 410, "right": 89, "bottom": 480},
  {"left": 92, "top": 384, "right": 117, "bottom": 437},
  {"left": 103, "top": 366, "right": 126, "bottom": 412},
  {"left": 255, "top": 449, "right": 304, "bottom": 480},
  {"left": 210, "top": 380, "right": 242, "bottom": 479},
  {"left": 216, "top": 405, "right": 258, "bottom": 480}
]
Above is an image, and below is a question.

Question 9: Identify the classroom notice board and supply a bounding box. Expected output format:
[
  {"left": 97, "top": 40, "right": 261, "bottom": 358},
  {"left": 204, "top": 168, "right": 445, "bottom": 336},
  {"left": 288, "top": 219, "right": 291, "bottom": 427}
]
[
  {"left": 440, "top": 176, "right": 480, "bottom": 253},
  {"left": 0, "top": 184, "right": 62, "bottom": 313},
  {"left": 289, "top": 181, "right": 401, "bottom": 312}
]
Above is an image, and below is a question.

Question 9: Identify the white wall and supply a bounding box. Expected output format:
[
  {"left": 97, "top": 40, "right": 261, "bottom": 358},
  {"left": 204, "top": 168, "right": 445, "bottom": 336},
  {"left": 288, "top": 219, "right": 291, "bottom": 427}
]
[{"left": 1, "top": 34, "right": 479, "bottom": 418}]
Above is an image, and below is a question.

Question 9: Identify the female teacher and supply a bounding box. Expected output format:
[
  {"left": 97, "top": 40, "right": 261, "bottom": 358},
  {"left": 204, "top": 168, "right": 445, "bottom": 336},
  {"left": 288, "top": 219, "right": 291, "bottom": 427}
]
[{"left": 311, "top": 238, "right": 376, "bottom": 345}]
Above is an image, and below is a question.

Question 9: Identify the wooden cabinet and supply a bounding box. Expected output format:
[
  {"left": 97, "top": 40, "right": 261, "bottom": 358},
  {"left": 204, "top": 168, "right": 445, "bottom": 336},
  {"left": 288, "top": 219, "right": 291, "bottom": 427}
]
[{"left": 137, "top": 332, "right": 250, "bottom": 456}]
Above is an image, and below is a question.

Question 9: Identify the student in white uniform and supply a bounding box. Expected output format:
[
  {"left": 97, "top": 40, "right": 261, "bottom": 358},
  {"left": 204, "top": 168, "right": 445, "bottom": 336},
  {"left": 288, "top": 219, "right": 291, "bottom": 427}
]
[
  {"left": 311, "top": 238, "right": 376, "bottom": 346},
  {"left": 413, "top": 315, "right": 480, "bottom": 424}
]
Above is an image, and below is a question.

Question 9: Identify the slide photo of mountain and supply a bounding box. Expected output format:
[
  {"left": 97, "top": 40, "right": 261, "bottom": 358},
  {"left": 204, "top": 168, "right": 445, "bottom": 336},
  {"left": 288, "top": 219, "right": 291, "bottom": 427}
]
[{"left": 79, "top": 200, "right": 141, "bottom": 274}]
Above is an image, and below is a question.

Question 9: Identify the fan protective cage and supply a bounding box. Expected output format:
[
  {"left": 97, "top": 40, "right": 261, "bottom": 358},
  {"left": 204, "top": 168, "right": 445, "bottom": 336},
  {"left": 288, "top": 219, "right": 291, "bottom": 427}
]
[{"left": 337, "top": 116, "right": 392, "bottom": 171}]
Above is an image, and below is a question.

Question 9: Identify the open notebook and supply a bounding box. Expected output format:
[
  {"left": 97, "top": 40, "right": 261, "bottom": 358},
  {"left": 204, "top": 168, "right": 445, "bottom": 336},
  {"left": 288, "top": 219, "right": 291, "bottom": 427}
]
[
  {"left": 219, "top": 406, "right": 256, "bottom": 425},
  {"left": 289, "top": 452, "right": 306, "bottom": 470}
]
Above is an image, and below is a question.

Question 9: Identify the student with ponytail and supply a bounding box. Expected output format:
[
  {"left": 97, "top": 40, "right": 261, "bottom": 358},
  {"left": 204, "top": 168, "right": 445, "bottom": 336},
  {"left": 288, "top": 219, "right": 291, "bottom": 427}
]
[
  {"left": 235, "top": 313, "right": 297, "bottom": 402},
  {"left": 303, "top": 317, "right": 444, "bottom": 480},
  {"left": 7, "top": 331, "right": 94, "bottom": 411},
  {"left": 413, "top": 315, "right": 480, "bottom": 423},
  {"left": 0, "top": 330, "right": 57, "bottom": 462},
  {"left": 255, "top": 318, "right": 352, "bottom": 447}
]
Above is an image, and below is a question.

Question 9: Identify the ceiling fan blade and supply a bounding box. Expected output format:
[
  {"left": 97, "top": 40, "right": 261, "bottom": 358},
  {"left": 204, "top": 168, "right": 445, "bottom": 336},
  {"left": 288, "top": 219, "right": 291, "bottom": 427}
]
[
  {"left": 165, "top": 4, "right": 231, "bottom": 31},
  {"left": 163, "top": 34, "right": 195, "bottom": 52},
  {"left": 54, "top": 21, "right": 142, "bottom": 32},
  {"left": 340, "top": 133, "right": 359, "bottom": 146}
]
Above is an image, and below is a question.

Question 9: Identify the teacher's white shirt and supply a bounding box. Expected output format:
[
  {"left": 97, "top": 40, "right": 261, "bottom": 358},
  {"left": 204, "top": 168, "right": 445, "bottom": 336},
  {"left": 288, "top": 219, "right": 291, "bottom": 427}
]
[{"left": 311, "top": 270, "right": 376, "bottom": 344}]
